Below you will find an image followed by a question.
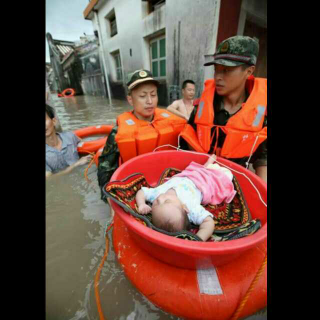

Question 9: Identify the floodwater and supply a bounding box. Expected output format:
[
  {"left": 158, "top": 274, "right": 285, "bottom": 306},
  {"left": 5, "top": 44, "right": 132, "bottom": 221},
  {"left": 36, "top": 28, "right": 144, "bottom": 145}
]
[{"left": 46, "top": 94, "right": 267, "bottom": 320}]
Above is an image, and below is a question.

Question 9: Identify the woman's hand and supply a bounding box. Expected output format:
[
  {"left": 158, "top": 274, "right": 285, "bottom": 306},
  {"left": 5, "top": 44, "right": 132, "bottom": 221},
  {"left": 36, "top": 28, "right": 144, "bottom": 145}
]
[{"left": 75, "top": 154, "right": 93, "bottom": 166}]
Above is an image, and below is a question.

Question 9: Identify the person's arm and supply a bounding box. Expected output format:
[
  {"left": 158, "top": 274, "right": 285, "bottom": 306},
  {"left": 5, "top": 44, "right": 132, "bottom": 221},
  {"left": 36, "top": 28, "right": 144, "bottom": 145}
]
[
  {"left": 135, "top": 189, "right": 152, "bottom": 214},
  {"left": 46, "top": 155, "right": 93, "bottom": 179},
  {"left": 196, "top": 216, "right": 215, "bottom": 241},
  {"left": 97, "top": 126, "right": 120, "bottom": 200},
  {"left": 167, "top": 101, "right": 188, "bottom": 120},
  {"left": 255, "top": 165, "right": 267, "bottom": 183},
  {"left": 250, "top": 143, "right": 267, "bottom": 183},
  {"left": 252, "top": 115, "right": 267, "bottom": 183}
]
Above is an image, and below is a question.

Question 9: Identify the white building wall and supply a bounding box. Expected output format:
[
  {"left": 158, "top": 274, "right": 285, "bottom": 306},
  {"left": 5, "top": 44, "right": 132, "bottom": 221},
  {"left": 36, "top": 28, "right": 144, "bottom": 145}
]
[
  {"left": 91, "top": 0, "right": 166, "bottom": 87},
  {"left": 88, "top": 0, "right": 221, "bottom": 102},
  {"left": 166, "top": 0, "right": 220, "bottom": 96}
]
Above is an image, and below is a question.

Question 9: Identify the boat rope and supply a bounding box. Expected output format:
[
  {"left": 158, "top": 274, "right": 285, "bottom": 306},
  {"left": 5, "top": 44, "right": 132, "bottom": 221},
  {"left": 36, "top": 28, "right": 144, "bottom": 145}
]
[
  {"left": 94, "top": 220, "right": 114, "bottom": 320},
  {"left": 245, "top": 135, "right": 259, "bottom": 170},
  {"left": 229, "top": 253, "right": 267, "bottom": 320},
  {"left": 82, "top": 151, "right": 96, "bottom": 183},
  {"left": 152, "top": 145, "right": 267, "bottom": 208}
]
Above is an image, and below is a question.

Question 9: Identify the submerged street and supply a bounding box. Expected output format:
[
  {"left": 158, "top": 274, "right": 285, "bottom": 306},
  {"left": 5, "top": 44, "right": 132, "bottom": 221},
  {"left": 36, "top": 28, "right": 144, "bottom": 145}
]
[{"left": 46, "top": 93, "right": 267, "bottom": 320}]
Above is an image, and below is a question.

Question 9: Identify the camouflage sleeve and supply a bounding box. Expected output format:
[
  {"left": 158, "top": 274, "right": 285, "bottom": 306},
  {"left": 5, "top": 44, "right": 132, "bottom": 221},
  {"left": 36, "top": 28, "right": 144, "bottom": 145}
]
[
  {"left": 97, "top": 126, "right": 120, "bottom": 193},
  {"left": 252, "top": 115, "right": 267, "bottom": 169}
]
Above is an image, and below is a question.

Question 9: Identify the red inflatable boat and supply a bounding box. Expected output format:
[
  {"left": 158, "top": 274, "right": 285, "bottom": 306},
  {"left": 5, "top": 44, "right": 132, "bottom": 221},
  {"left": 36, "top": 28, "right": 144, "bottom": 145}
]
[
  {"left": 110, "top": 150, "right": 267, "bottom": 319},
  {"left": 73, "top": 125, "right": 113, "bottom": 155}
]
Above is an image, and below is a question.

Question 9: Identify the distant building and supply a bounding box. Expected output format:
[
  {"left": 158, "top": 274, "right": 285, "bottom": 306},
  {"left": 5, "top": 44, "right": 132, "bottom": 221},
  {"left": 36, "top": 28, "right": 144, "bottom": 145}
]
[
  {"left": 46, "top": 33, "right": 107, "bottom": 97},
  {"left": 76, "top": 35, "right": 107, "bottom": 97},
  {"left": 46, "top": 62, "right": 58, "bottom": 93},
  {"left": 83, "top": 0, "right": 267, "bottom": 106},
  {"left": 46, "top": 33, "right": 79, "bottom": 94}
]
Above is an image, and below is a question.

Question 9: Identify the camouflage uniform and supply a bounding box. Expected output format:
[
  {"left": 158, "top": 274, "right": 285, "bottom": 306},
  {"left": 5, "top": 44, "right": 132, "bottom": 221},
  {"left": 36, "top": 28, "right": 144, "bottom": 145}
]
[
  {"left": 203, "top": 35, "right": 259, "bottom": 67},
  {"left": 97, "top": 125, "right": 120, "bottom": 200},
  {"left": 183, "top": 36, "right": 267, "bottom": 169}
]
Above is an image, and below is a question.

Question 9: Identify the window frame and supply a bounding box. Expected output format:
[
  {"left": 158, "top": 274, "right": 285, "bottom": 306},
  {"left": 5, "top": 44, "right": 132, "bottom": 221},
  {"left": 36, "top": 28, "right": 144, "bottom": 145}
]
[
  {"left": 146, "top": 0, "right": 166, "bottom": 14},
  {"left": 110, "top": 16, "right": 117, "bottom": 37},
  {"left": 105, "top": 9, "right": 117, "bottom": 38},
  {"left": 113, "top": 51, "right": 123, "bottom": 82},
  {"left": 150, "top": 35, "right": 166, "bottom": 80}
]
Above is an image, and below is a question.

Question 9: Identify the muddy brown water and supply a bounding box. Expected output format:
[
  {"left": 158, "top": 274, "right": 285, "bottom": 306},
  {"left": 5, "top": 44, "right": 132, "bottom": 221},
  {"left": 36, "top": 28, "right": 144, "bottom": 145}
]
[{"left": 46, "top": 94, "right": 267, "bottom": 320}]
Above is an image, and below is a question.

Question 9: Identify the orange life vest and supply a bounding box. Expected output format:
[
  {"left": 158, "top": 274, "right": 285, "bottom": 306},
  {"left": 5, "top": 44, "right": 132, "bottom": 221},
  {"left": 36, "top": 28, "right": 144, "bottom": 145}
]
[
  {"left": 115, "top": 108, "right": 186, "bottom": 163},
  {"left": 180, "top": 75, "right": 267, "bottom": 159}
]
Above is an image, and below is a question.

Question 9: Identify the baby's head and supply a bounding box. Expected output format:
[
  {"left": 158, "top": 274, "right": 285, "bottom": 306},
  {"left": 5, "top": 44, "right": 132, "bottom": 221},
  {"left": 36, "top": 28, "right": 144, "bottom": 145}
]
[{"left": 151, "top": 193, "right": 189, "bottom": 233}]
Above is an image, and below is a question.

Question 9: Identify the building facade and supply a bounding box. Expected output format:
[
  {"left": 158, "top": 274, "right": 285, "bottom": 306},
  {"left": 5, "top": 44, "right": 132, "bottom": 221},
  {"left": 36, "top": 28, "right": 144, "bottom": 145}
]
[
  {"left": 46, "top": 33, "right": 106, "bottom": 96},
  {"left": 46, "top": 62, "right": 59, "bottom": 93},
  {"left": 76, "top": 36, "right": 108, "bottom": 97},
  {"left": 83, "top": 0, "right": 267, "bottom": 105}
]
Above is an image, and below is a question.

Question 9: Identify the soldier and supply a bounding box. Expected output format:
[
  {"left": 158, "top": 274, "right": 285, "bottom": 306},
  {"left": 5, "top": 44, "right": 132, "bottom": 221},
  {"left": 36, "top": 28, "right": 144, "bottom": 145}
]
[
  {"left": 180, "top": 36, "right": 267, "bottom": 182},
  {"left": 97, "top": 69, "right": 187, "bottom": 201}
]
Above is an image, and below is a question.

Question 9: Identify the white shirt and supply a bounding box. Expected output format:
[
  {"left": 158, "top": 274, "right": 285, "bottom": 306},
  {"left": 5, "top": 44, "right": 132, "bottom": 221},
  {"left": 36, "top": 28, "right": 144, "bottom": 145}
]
[{"left": 141, "top": 177, "right": 213, "bottom": 225}]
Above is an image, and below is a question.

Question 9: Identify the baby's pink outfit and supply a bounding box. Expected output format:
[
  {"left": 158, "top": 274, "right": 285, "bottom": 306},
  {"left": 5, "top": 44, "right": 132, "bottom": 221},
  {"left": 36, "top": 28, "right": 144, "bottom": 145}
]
[{"left": 174, "top": 161, "right": 236, "bottom": 205}]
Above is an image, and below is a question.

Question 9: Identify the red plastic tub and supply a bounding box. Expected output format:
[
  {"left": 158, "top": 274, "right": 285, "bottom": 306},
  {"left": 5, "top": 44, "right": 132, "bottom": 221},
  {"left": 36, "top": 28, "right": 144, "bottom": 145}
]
[{"left": 110, "top": 150, "right": 267, "bottom": 269}]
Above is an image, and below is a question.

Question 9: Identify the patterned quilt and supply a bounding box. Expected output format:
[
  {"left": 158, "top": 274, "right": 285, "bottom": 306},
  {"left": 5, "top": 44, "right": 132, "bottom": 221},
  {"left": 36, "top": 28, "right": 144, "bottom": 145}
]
[{"left": 103, "top": 168, "right": 261, "bottom": 242}]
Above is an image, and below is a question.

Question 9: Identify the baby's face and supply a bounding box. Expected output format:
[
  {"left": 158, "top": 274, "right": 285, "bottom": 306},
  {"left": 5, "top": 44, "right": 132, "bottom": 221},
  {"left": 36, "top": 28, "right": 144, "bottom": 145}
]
[
  {"left": 152, "top": 193, "right": 186, "bottom": 231},
  {"left": 152, "top": 203, "right": 185, "bottom": 231},
  {"left": 152, "top": 192, "right": 182, "bottom": 211}
]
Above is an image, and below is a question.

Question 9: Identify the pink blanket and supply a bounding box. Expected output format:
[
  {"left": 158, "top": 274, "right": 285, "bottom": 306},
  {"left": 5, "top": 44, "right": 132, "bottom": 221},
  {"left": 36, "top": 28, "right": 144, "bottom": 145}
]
[{"left": 174, "top": 161, "right": 236, "bottom": 205}]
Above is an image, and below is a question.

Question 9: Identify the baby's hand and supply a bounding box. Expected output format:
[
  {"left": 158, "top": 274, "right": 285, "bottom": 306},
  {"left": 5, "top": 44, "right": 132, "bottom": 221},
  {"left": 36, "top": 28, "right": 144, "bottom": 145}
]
[
  {"left": 138, "top": 204, "right": 152, "bottom": 215},
  {"left": 204, "top": 154, "right": 217, "bottom": 167}
]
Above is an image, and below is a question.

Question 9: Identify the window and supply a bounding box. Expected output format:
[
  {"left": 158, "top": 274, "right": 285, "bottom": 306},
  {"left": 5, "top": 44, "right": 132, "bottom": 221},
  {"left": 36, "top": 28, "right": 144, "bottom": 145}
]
[
  {"left": 144, "top": 0, "right": 166, "bottom": 14},
  {"left": 150, "top": 36, "right": 166, "bottom": 78},
  {"left": 106, "top": 10, "right": 117, "bottom": 37},
  {"left": 114, "top": 52, "right": 122, "bottom": 81},
  {"left": 110, "top": 17, "right": 117, "bottom": 37}
]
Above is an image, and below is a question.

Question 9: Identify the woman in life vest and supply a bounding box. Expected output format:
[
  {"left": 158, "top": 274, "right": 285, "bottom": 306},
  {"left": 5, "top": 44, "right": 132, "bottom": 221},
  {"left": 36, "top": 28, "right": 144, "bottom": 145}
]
[
  {"left": 97, "top": 69, "right": 186, "bottom": 201},
  {"left": 180, "top": 36, "right": 267, "bottom": 183}
]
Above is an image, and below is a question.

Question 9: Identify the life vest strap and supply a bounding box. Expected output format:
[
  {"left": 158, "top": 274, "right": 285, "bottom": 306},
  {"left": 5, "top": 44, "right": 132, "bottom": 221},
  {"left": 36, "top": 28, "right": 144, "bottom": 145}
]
[{"left": 211, "top": 125, "right": 227, "bottom": 155}]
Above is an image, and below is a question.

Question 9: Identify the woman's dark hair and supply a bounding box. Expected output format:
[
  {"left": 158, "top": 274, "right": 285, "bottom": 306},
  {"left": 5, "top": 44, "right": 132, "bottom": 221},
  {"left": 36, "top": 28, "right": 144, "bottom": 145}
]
[
  {"left": 46, "top": 104, "right": 55, "bottom": 119},
  {"left": 182, "top": 80, "right": 195, "bottom": 89}
]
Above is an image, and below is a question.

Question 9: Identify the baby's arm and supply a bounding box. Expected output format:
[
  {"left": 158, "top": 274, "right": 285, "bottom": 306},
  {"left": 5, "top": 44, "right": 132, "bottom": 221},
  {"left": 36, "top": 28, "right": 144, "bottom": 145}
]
[
  {"left": 204, "top": 154, "right": 217, "bottom": 167},
  {"left": 136, "top": 189, "right": 152, "bottom": 214},
  {"left": 196, "top": 216, "right": 215, "bottom": 241}
]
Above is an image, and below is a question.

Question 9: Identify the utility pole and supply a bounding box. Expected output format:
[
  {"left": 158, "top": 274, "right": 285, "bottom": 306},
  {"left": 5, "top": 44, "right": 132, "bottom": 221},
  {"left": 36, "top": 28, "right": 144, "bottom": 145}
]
[{"left": 94, "top": 10, "right": 113, "bottom": 107}]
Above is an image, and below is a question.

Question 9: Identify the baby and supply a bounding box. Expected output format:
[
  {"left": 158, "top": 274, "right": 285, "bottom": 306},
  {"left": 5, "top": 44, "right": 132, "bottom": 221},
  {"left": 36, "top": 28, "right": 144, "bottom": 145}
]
[{"left": 135, "top": 155, "right": 236, "bottom": 241}]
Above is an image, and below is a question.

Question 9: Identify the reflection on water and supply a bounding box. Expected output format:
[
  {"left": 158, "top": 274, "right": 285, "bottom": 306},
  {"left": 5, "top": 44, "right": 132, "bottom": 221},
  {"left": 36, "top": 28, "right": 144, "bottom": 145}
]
[{"left": 46, "top": 94, "right": 267, "bottom": 320}]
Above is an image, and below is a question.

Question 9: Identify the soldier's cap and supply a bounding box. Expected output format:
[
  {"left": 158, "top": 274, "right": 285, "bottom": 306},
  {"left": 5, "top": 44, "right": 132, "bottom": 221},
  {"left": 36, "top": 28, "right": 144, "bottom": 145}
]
[
  {"left": 204, "top": 36, "right": 259, "bottom": 67},
  {"left": 127, "top": 69, "right": 159, "bottom": 91}
]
